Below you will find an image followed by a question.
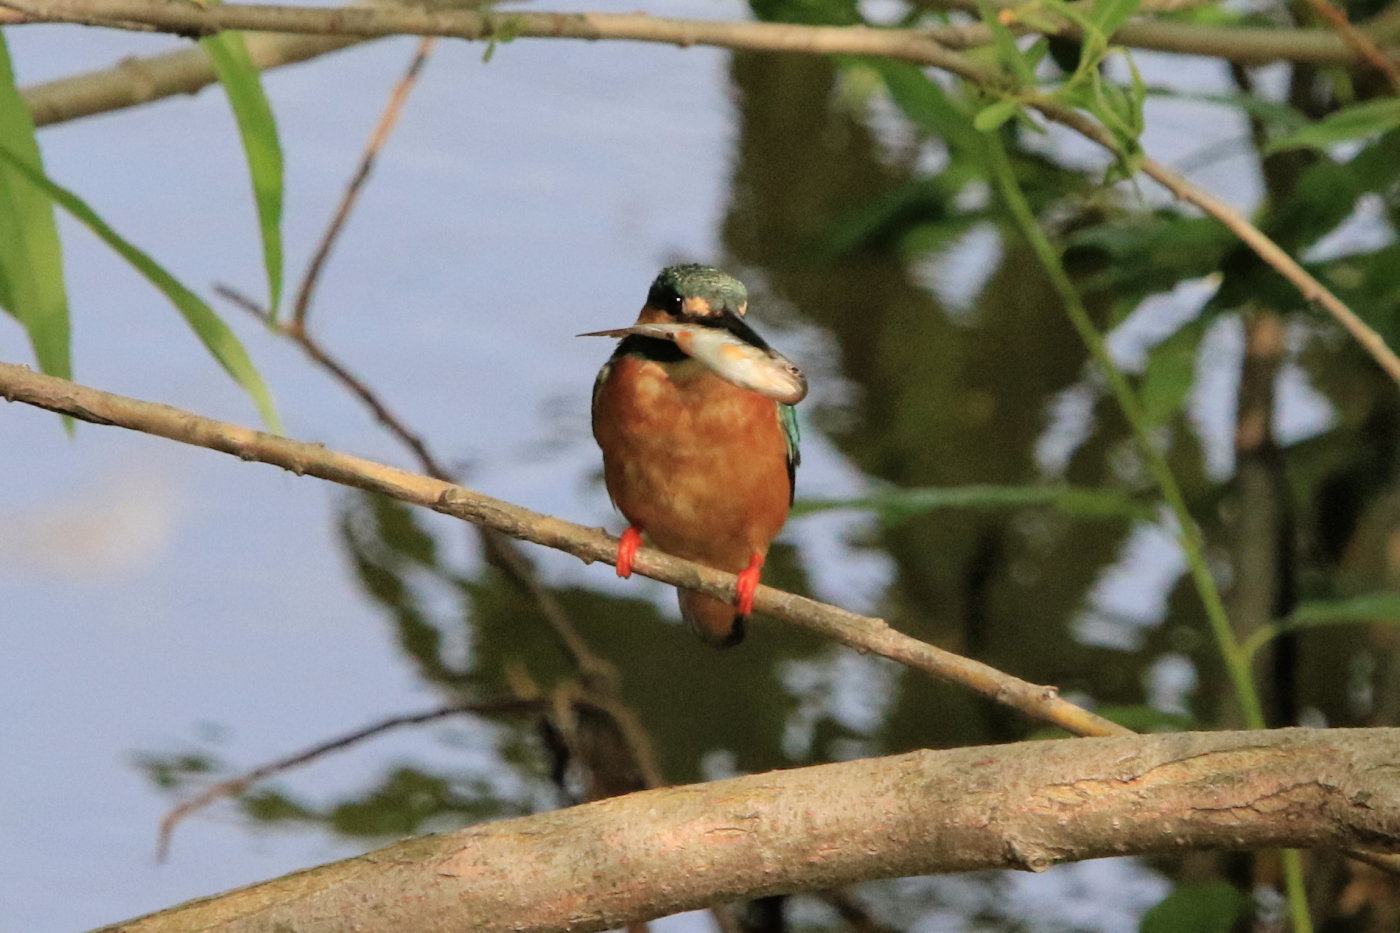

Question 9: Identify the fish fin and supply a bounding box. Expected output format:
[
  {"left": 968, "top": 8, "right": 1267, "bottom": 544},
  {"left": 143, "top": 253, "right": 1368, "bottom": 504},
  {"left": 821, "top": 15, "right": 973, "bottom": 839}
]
[{"left": 678, "top": 589, "right": 746, "bottom": 648}]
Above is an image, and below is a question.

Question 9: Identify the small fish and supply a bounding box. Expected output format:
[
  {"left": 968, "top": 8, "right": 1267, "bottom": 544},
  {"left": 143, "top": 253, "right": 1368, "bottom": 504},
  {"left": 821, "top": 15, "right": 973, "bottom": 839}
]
[{"left": 580, "top": 322, "right": 808, "bottom": 405}]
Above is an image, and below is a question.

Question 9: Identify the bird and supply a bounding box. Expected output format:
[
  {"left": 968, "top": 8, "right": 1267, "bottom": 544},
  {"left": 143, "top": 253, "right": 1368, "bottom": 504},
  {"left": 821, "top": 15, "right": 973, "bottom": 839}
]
[{"left": 589, "top": 264, "right": 801, "bottom": 647}]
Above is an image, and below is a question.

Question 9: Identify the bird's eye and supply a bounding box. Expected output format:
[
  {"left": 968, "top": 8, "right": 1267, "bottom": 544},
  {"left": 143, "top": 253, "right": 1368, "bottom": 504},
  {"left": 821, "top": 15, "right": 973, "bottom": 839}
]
[{"left": 667, "top": 295, "right": 684, "bottom": 314}]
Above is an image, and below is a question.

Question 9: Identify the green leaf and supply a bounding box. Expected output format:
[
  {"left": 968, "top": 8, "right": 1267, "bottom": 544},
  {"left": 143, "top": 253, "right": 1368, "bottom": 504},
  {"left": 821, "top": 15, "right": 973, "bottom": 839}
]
[
  {"left": 0, "top": 35, "right": 71, "bottom": 382},
  {"left": 863, "top": 59, "right": 985, "bottom": 163},
  {"left": 1143, "top": 85, "right": 1307, "bottom": 135},
  {"left": 1141, "top": 880, "right": 1249, "bottom": 933},
  {"left": 974, "top": 97, "right": 1022, "bottom": 133},
  {"left": 1139, "top": 317, "right": 1204, "bottom": 427},
  {"left": 1266, "top": 98, "right": 1400, "bottom": 153},
  {"left": 792, "top": 484, "right": 1150, "bottom": 522},
  {"left": 0, "top": 145, "right": 281, "bottom": 431},
  {"left": 1090, "top": 0, "right": 1144, "bottom": 37},
  {"left": 1242, "top": 591, "right": 1400, "bottom": 658},
  {"left": 201, "top": 31, "right": 284, "bottom": 316},
  {"left": 1290, "top": 592, "right": 1400, "bottom": 625},
  {"left": 976, "top": 0, "right": 1037, "bottom": 85}
]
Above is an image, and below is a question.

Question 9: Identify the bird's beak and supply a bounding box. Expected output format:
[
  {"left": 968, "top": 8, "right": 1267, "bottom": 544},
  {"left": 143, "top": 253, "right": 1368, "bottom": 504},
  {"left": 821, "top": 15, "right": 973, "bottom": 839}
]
[{"left": 577, "top": 327, "right": 637, "bottom": 338}]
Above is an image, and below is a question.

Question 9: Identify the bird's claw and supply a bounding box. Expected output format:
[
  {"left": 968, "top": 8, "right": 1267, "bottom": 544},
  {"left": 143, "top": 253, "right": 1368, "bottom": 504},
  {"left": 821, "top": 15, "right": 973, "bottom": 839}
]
[
  {"left": 735, "top": 552, "right": 764, "bottom": 617},
  {"left": 616, "top": 526, "right": 643, "bottom": 578}
]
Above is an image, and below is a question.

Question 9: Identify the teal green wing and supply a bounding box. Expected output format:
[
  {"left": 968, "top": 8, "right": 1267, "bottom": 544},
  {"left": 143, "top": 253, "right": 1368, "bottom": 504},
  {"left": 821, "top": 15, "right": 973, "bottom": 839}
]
[
  {"left": 779, "top": 403, "right": 800, "bottom": 504},
  {"left": 590, "top": 360, "right": 612, "bottom": 435}
]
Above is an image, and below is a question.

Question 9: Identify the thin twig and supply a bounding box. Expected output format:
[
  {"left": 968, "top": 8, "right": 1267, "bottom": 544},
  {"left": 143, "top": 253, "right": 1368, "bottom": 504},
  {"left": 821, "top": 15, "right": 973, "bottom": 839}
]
[
  {"left": 0, "top": 359, "right": 1130, "bottom": 739},
  {"left": 221, "top": 284, "right": 611, "bottom": 680},
  {"left": 155, "top": 697, "right": 542, "bottom": 860},
  {"left": 6, "top": 0, "right": 1390, "bottom": 69},
  {"left": 1305, "top": 0, "right": 1400, "bottom": 94},
  {"left": 1021, "top": 94, "right": 1400, "bottom": 386},
  {"left": 292, "top": 36, "right": 437, "bottom": 328}
]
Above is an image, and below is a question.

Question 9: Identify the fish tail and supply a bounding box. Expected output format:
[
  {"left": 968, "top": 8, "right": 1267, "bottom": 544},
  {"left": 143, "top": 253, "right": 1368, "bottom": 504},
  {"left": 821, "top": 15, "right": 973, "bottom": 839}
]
[{"left": 678, "top": 589, "right": 746, "bottom": 648}]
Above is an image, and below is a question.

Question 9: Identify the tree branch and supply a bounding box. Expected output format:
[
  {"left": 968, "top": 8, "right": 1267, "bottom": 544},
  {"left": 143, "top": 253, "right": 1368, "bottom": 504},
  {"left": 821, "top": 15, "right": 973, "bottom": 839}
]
[
  {"left": 17, "top": 1, "right": 1392, "bottom": 134},
  {"left": 16, "top": 0, "right": 1400, "bottom": 387},
  {"left": 7, "top": 0, "right": 1388, "bottom": 69},
  {"left": 22, "top": 31, "right": 367, "bottom": 127},
  {"left": 155, "top": 697, "right": 544, "bottom": 861},
  {"left": 0, "top": 358, "right": 1126, "bottom": 739},
  {"left": 94, "top": 728, "right": 1400, "bottom": 932}
]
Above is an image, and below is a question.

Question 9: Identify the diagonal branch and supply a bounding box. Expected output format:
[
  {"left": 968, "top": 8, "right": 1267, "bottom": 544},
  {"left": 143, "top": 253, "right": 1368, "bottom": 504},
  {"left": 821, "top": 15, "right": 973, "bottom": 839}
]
[
  {"left": 21, "top": 32, "right": 368, "bottom": 127},
  {"left": 155, "top": 697, "right": 544, "bottom": 861},
  {"left": 95, "top": 728, "right": 1400, "bottom": 933},
  {"left": 290, "top": 35, "right": 436, "bottom": 329},
  {"left": 0, "top": 358, "right": 1127, "bottom": 739}
]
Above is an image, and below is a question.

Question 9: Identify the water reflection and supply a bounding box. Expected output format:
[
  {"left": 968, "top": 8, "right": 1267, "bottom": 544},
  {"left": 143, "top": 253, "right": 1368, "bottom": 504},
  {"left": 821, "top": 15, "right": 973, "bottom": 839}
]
[{"left": 137, "top": 35, "right": 1400, "bottom": 933}]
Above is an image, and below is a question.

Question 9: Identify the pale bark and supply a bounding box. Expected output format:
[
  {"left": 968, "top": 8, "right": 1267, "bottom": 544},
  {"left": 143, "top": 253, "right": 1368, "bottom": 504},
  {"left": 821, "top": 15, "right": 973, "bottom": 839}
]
[
  {"left": 23, "top": 32, "right": 366, "bottom": 127},
  {"left": 95, "top": 728, "right": 1400, "bottom": 932},
  {"left": 0, "top": 359, "right": 1127, "bottom": 739},
  {"left": 12, "top": 0, "right": 1400, "bottom": 387}
]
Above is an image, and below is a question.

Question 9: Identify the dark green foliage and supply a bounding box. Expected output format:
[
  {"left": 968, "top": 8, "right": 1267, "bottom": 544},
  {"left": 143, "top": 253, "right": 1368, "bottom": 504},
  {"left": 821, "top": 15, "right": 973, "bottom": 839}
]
[{"left": 1140, "top": 881, "right": 1250, "bottom": 933}]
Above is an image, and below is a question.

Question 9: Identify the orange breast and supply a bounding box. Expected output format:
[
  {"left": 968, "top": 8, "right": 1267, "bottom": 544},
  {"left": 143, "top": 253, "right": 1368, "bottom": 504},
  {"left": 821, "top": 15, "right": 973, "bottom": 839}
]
[{"left": 593, "top": 355, "right": 792, "bottom": 573}]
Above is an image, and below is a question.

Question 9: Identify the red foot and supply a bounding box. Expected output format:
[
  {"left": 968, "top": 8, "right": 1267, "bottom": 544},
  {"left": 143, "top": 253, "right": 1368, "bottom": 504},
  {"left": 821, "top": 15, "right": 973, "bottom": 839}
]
[
  {"left": 735, "top": 552, "right": 765, "bottom": 617},
  {"left": 616, "top": 526, "right": 643, "bottom": 578}
]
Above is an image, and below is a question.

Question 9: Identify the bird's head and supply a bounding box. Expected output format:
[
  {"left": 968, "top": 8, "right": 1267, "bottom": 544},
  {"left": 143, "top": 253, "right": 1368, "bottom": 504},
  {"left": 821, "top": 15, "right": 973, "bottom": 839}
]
[{"left": 638, "top": 264, "right": 771, "bottom": 350}]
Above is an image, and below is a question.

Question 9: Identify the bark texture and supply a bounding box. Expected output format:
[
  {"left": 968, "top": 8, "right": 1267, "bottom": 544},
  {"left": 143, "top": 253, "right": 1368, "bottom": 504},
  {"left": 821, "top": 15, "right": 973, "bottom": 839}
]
[
  {"left": 97, "top": 729, "right": 1400, "bottom": 932},
  {"left": 0, "top": 359, "right": 1125, "bottom": 739}
]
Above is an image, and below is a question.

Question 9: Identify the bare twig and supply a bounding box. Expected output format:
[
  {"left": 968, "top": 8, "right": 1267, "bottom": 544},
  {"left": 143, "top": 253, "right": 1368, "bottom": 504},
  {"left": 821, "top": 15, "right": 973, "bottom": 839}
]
[
  {"left": 220, "top": 282, "right": 613, "bottom": 686},
  {"left": 7, "top": 0, "right": 1393, "bottom": 69},
  {"left": 292, "top": 36, "right": 437, "bottom": 328},
  {"left": 155, "top": 697, "right": 542, "bottom": 861},
  {"left": 0, "top": 359, "right": 1129, "bottom": 739},
  {"left": 1305, "top": 0, "right": 1400, "bottom": 93},
  {"left": 1022, "top": 95, "right": 1400, "bottom": 386}
]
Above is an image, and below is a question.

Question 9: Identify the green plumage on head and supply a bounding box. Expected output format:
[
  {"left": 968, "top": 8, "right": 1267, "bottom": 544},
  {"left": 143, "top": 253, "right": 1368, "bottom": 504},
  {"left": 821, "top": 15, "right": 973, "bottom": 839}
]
[{"left": 648, "top": 264, "right": 748, "bottom": 315}]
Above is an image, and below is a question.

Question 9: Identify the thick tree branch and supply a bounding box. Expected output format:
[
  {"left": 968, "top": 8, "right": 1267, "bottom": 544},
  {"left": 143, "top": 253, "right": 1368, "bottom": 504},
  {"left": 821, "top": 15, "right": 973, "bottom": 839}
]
[
  {"left": 95, "top": 728, "right": 1400, "bottom": 932},
  {"left": 0, "top": 358, "right": 1125, "bottom": 739}
]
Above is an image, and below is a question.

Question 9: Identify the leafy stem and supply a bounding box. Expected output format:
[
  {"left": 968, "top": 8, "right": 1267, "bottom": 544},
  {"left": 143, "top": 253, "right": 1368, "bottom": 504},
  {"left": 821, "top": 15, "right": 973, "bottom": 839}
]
[{"left": 981, "top": 129, "right": 1320, "bottom": 933}]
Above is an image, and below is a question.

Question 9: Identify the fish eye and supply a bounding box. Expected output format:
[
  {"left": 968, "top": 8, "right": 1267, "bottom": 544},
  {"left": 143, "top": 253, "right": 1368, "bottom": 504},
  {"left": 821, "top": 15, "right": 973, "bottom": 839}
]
[{"left": 785, "top": 364, "right": 803, "bottom": 376}]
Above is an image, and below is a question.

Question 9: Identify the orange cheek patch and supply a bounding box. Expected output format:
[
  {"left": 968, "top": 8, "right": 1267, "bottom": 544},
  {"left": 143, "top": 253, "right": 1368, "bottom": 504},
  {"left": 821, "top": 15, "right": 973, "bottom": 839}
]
[
  {"left": 719, "top": 344, "right": 747, "bottom": 361},
  {"left": 674, "top": 330, "right": 695, "bottom": 353}
]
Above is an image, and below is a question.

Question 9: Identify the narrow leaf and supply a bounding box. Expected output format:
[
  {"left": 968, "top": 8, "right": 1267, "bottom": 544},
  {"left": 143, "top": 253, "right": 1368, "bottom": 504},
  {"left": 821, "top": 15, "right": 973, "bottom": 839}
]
[
  {"left": 1139, "top": 318, "right": 1204, "bottom": 427},
  {"left": 792, "top": 484, "right": 1149, "bottom": 522},
  {"left": 202, "top": 31, "right": 284, "bottom": 316},
  {"left": 973, "top": 97, "right": 1021, "bottom": 133},
  {"left": 1142, "top": 880, "right": 1250, "bottom": 933},
  {"left": 1090, "top": 0, "right": 1143, "bottom": 38},
  {"left": 0, "top": 145, "right": 281, "bottom": 431},
  {"left": 865, "top": 59, "right": 985, "bottom": 163},
  {"left": 975, "top": 0, "right": 1037, "bottom": 85},
  {"left": 0, "top": 35, "right": 71, "bottom": 382},
  {"left": 1289, "top": 592, "right": 1400, "bottom": 625},
  {"left": 1267, "top": 99, "right": 1400, "bottom": 153}
]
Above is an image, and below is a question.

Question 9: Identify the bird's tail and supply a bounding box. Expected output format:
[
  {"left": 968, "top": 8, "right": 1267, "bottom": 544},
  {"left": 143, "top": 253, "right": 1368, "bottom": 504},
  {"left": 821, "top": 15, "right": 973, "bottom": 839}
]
[{"left": 678, "top": 589, "right": 746, "bottom": 648}]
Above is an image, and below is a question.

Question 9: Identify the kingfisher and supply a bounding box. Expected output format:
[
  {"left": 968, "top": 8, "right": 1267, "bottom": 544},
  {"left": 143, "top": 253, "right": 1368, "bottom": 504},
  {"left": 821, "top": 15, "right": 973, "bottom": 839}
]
[{"left": 589, "top": 264, "right": 802, "bottom": 647}]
